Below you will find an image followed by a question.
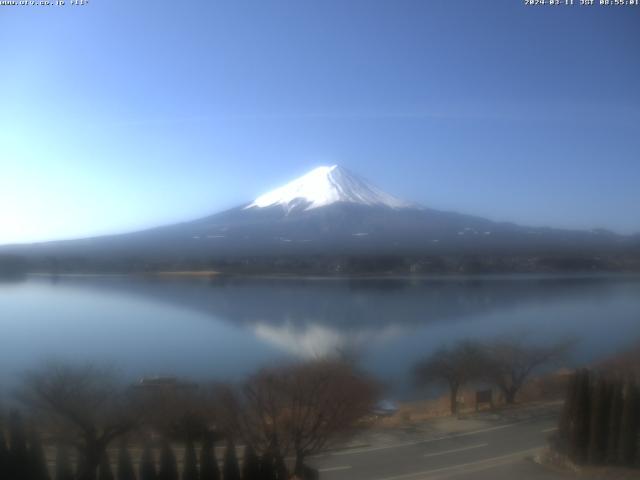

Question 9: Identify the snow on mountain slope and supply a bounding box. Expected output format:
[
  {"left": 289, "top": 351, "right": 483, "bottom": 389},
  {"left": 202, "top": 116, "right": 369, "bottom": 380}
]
[{"left": 244, "top": 165, "right": 414, "bottom": 212}]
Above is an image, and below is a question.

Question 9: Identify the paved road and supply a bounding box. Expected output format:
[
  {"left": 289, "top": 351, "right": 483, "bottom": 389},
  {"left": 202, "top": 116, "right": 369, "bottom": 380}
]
[{"left": 310, "top": 414, "right": 570, "bottom": 480}]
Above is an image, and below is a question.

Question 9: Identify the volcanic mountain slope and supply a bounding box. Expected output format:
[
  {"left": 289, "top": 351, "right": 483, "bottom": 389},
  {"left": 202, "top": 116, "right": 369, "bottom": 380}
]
[{"left": 1, "top": 165, "right": 638, "bottom": 265}]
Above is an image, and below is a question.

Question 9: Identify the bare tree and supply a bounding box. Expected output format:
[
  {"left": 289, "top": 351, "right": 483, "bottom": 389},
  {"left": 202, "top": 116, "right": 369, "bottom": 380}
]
[
  {"left": 19, "top": 362, "right": 137, "bottom": 480},
  {"left": 599, "top": 340, "right": 640, "bottom": 377},
  {"left": 414, "top": 340, "right": 486, "bottom": 414},
  {"left": 237, "top": 359, "right": 378, "bottom": 476},
  {"left": 131, "top": 380, "right": 214, "bottom": 442},
  {"left": 483, "top": 335, "right": 572, "bottom": 404}
]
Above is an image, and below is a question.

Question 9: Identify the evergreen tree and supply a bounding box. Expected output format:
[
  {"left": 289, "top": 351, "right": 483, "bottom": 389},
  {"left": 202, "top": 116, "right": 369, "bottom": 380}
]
[
  {"left": 54, "top": 445, "right": 74, "bottom": 480},
  {"left": 606, "top": 379, "right": 624, "bottom": 465},
  {"left": 241, "top": 445, "right": 260, "bottom": 480},
  {"left": 558, "top": 371, "right": 578, "bottom": 452},
  {"left": 28, "top": 429, "right": 51, "bottom": 480},
  {"left": 139, "top": 443, "right": 156, "bottom": 480},
  {"left": 587, "top": 375, "right": 610, "bottom": 465},
  {"left": 0, "top": 429, "right": 9, "bottom": 480},
  {"left": 98, "top": 451, "right": 115, "bottom": 480},
  {"left": 76, "top": 447, "right": 90, "bottom": 480},
  {"left": 181, "top": 441, "right": 198, "bottom": 480},
  {"left": 295, "top": 464, "right": 319, "bottom": 480},
  {"left": 222, "top": 442, "right": 240, "bottom": 480},
  {"left": 618, "top": 380, "right": 639, "bottom": 467},
  {"left": 8, "top": 410, "right": 30, "bottom": 480},
  {"left": 273, "top": 454, "right": 288, "bottom": 480},
  {"left": 198, "top": 438, "right": 219, "bottom": 480},
  {"left": 258, "top": 452, "right": 275, "bottom": 480},
  {"left": 157, "top": 441, "right": 178, "bottom": 480},
  {"left": 116, "top": 443, "right": 136, "bottom": 480},
  {"left": 568, "top": 369, "right": 590, "bottom": 464}
]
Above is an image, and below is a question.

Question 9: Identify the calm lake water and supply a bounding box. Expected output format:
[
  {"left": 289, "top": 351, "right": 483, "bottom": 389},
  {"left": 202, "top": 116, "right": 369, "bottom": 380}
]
[{"left": 2, "top": 274, "right": 640, "bottom": 398}]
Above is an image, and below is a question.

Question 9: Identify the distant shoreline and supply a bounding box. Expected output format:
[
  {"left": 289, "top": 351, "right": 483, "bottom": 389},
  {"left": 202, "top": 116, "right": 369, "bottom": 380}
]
[
  {"left": 150, "top": 270, "right": 221, "bottom": 277},
  {"left": 23, "top": 271, "right": 640, "bottom": 282}
]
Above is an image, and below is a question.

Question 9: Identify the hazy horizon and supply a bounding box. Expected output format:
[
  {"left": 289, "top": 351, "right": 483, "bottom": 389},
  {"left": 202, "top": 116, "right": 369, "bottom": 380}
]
[{"left": 2, "top": 162, "right": 640, "bottom": 248}]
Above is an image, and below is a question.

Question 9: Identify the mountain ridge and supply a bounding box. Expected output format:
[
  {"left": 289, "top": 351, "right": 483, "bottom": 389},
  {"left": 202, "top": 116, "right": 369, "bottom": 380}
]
[{"left": 1, "top": 165, "right": 639, "bottom": 275}]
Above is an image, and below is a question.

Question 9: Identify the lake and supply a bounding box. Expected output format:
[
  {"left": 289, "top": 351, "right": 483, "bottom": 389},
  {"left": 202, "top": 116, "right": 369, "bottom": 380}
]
[{"left": 1, "top": 274, "right": 640, "bottom": 399}]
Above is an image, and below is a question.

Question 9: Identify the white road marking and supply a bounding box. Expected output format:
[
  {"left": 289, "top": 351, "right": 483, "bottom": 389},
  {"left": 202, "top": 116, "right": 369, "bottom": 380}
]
[
  {"left": 318, "top": 465, "right": 352, "bottom": 473},
  {"left": 426, "top": 448, "right": 545, "bottom": 480},
  {"left": 329, "top": 420, "right": 529, "bottom": 457},
  {"left": 375, "top": 447, "right": 543, "bottom": 480},
  {"left": 423, "top": 443, "right": 488, "bottom": 458},
  {"left": 541, "top": 427, "right": 557, "bottom": 433}
]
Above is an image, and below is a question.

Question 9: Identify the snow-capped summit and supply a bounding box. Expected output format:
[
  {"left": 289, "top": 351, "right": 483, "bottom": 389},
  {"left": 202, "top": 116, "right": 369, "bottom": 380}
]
[
  {"left": 3, "top": 164, "right": 634, "bottom": 264},
  {"left": 244, "top": 165, "right": 413, "bottom": 212}
]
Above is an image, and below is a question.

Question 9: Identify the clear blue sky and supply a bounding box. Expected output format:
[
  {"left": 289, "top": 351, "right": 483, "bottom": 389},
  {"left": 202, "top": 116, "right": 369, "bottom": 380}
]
[{"left": 1, "top": 0, "right": 638, "bottom": 244}]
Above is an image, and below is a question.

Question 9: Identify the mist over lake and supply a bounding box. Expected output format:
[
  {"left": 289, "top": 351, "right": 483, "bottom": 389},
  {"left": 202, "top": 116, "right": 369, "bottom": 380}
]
[{"left": 2, "top": 274, "right": 640, "bottom": 399}]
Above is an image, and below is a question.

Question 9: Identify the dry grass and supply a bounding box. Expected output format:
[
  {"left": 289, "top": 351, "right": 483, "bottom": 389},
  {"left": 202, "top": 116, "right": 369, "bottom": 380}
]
[
  {"left": 375, "top": 370, "right": 571, "bottom": 428},
  {"left": 536, "top": 447, "right": 640, "bottom": 479}
]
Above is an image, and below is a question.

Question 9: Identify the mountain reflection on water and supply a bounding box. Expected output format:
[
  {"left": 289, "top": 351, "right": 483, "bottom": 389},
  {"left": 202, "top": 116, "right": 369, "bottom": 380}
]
[{"left": 2, "top": 274, "right": 640, "bottom": 398}]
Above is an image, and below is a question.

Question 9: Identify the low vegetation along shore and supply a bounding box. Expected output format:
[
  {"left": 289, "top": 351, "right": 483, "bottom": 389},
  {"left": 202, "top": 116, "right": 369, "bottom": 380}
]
[
  {"left": 2, "top": 252, "right": 640, "bottom": 278},
  {"left": 1, "top": 339, "right": 638, "bottom": 480}
]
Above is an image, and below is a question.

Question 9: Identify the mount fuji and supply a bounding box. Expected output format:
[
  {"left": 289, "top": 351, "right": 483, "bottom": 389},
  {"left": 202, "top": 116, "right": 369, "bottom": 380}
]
[
  {"left": 1, "top": 165, "right": 638, "bottom": 274},
  {"left": 244, "top": 165, "right": 413, "bottom": 212}
]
